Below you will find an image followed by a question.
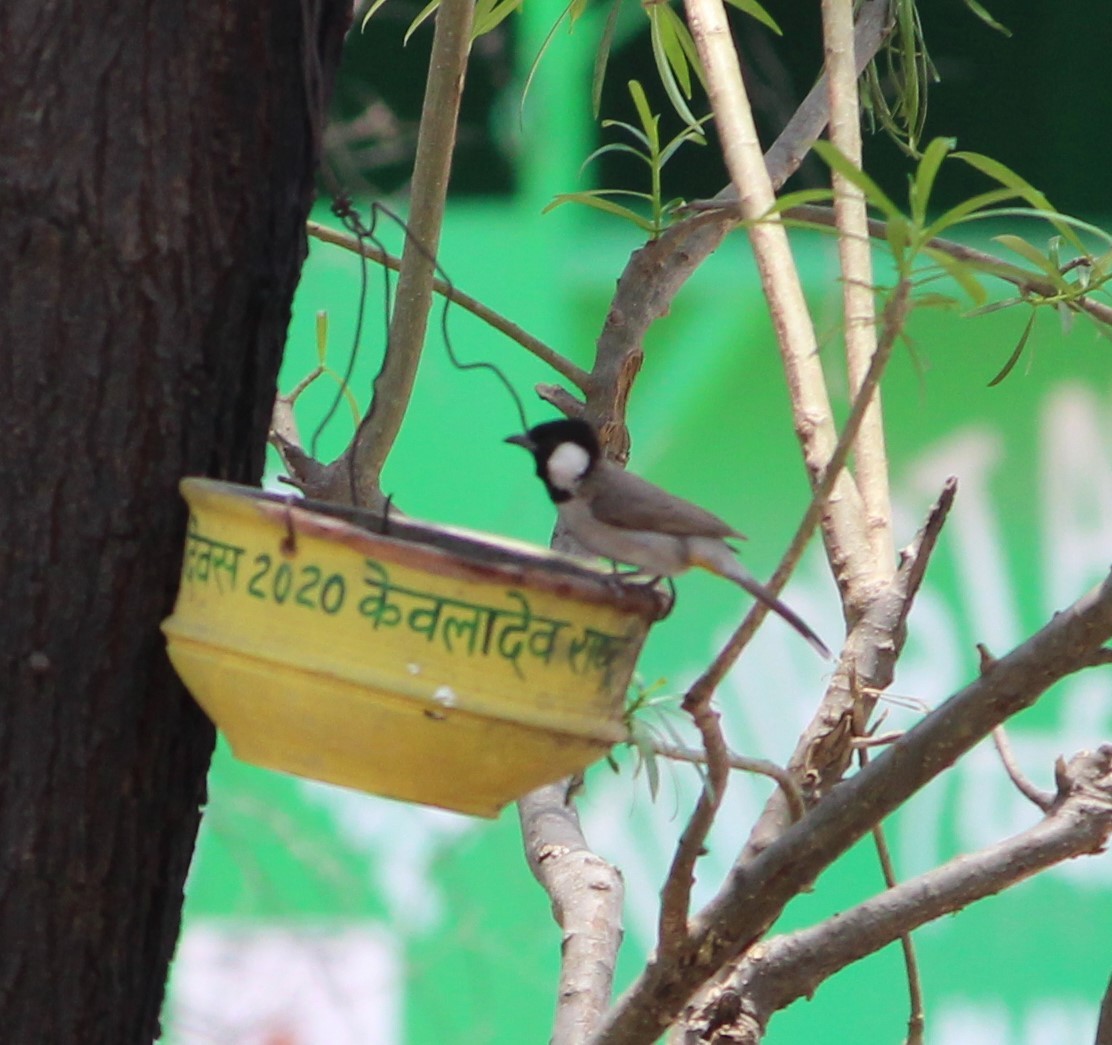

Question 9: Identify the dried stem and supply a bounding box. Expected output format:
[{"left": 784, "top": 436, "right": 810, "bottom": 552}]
[
  {"left": 658, "top": 701, "right": 731, "bottom": 952},
  {"left": 858, "top": 746, "right": 924, "bottom": 1045},
  {"left": 652, "top": 741, "right": 806, "bottom": 824},
  {"left": 992, "top": 725, "right": 1055, "bottom": 811}
]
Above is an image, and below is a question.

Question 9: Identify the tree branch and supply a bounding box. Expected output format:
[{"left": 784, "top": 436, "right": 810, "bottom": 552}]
[
  {"left": 519, "top": 784, "right": 626, "bottom": 1045},
  {"left": 651, "top": 742, "right": 806, "bottom": 824},
  {"left": 589, "top": 572, "right": 1112, "bottom": 1043},
  {"left": 821, "top": 0, "right": 895, "bottom": 581},
  {"left": 782, "top": 203, "right": 1112, "bottom": 331},
  {"left": 992, "top": 725, "right": 1055, "bottom": 811},
  {"left": 305, "top": 220, "right": 590, "bottom": 389},
  {"left": 706, "top": 744, "right": 1112, "bottom": 1044},
  {"left": 346, "top": 0, "right": 475, "bottom": 506}
]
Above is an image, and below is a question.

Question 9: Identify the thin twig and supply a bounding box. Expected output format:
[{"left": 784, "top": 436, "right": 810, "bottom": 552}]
[
  {"left": 658, "top": 702, "right": 731, "bottom": 953},
  {"left": 992, "top": 725, "right": 1055, "bottom": 811},
  {"left": 782, "top": 204, "right": 1112, "bottom": 331},
  {"left": 306, "top": 220, "right": 590, "bottom": 389},
  {"left": 683, "top": 0, "right": 855, "bottom": 509},
  {"left": 685, "top": 279, "right": 911, "bottom": 706},
  {"left": 858, "top": 746, "right": 925, "bottom": 1045},
  {"left": 652, "top": 741, "right": 806, "bottom": 824}
]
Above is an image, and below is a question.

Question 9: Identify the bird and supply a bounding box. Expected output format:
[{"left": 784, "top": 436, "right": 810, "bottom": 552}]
[{"left": 506, "top": 418, "right": 831, "bottom": 659}]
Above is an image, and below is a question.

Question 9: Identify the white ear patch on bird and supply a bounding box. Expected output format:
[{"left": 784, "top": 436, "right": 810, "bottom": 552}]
[{"left": 546, "top": 441, "right": 592, "bottom": 490}]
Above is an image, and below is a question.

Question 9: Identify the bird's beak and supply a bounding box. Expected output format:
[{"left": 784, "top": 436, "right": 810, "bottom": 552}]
[{"left": 505, "top": 433, "right": 535, "bottom": 450}]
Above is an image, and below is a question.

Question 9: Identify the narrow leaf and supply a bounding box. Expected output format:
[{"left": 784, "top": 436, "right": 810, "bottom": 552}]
[
  {"left": 909, "top": 137, "right": 956, "bottom": 225},
  {"left": 923, "top": 247, "right": 989, "bottom": 306},
  {"left": 992, "top": 233, "right": 1071, "bottom": 289},
  {"left": 812, "top": 140, "right": 902, "bottom": 220},
  {"left": 960, "top": 0, "right": 1011, "bottom": 35},
  {"left": 722, "top": 0, "right": 781, "bottom": 34},
  {"left": 987, "top": 310, "right": 1037, "bottom": 386},
  {"left": 591, "top": 0, "right": 624, "bottom": 117},
  {"left": 403, "top": 0, "right": 440, "bottom": 45}
]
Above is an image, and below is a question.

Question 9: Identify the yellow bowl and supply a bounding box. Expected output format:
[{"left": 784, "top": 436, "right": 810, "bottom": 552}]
[{"left": 161, "top": 479, "right": 667, "bottom": 817}]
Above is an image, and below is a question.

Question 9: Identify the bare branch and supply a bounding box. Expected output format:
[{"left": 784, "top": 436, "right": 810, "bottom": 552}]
[
  {"left": 581, "top": 0, "right": 894, "bottom": 452},
  {"left": 858, "top": 747, "right": 924, "bottom": 1045},
  {"left": 519, "top": 784, "right": 625, "bottom": 1045},
  {"left": 992, "top": 725, "right": 1055, "bottom": 811},
  {"left": 588, "top": 574, "right": 1112, "bottom": 1043},
  {"left": 822, "top": 0, "right": 894, "bottom": 578},
  {"left": 348, "top": 0, "right": 474, "bottom": 506},
  {"left": 658, "top": 701, "right": 731, "bottom": 953},
  {"left": 706, "top": 745, "right": 1112, "bottom": 1043},
  {"left": 651, "top": 742, "right": 806, "bottom": 824},
  {"left": 305, "top": 220, "right": 590, "bottom": 390}
]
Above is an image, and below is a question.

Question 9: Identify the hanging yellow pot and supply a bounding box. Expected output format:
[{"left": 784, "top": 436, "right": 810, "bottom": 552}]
[{"left": 161, "top": 479, "right": 667, "bottom": 817}]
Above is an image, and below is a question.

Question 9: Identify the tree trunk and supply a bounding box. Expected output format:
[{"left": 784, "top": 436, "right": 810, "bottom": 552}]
[{"left": 0, "top": 1, "right": 349, "bottom": 1040}]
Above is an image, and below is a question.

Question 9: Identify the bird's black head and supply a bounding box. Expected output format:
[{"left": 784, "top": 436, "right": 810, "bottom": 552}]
[{"left": 505, "top": 418, "right": 600, "bottom": 503}]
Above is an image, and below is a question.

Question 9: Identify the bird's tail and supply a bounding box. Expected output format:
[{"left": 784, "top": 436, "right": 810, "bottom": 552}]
[{"left": 690, "top": 537, "right": 832, "bottom": 659}]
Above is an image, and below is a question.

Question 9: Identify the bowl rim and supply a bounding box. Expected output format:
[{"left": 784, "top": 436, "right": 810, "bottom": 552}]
[{"left": 181, "top": 478, "right": 671, "bottom": 621}]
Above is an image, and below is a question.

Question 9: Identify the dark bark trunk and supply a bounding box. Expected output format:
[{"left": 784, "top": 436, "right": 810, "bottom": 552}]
[{"left": 0, "top": 1, "right": 349, "bottom": 1040}]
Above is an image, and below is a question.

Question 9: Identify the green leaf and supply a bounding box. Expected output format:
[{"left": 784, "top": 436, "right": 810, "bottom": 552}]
[
  {"left": 403, "top": 0, "right": 440, "bottom": 44},
  {"left": 914, "top": 292, "right": 961, "bottom": 311},
  {"left": 653, "top": 6, "right": 692, "bottom": 98},
  {"left": 908, "top": 137, "right": 956, "bottom": 225},
  {"left": 361, "top": 0, "right": 391, "bottom": 30},
  {"left": 965, "top": 295, "right": 1024, "bottom": 318},
  {"left": 543, "top": 191, "right": 656, "bottom": 232},
  {"left": 763, "top": 187, "right": 837, "bottom": 217},
  {"left": 591, "top": 0, "right": 624, "bottom": 117},
  {"left": 648, "top": 6, "right": 701, "bottom": 129},
  {"left": 521, "top": 0, "right": 576, "bottom": 115},
  {"left": 812, "top": 140, "right": 902, "bottom": 221},
  {"left": 960, "top": 0, "right": 1011, "bottom": 35},
  {"left": 658, "top": 121, "right": 707, "bottom": 166},
  {"left": 951, "top": 151, "right": 1085, "bottom": 252},
  {"left": 315, "top": 311, "right": 329, "bottom": 365},
  {"left": 600, "top": 116, "right": 651, "bottom": 151},
  {"left": 472, "top": 0, "right": 524, "bottom": 38},
  {"left": 581, "top": 141, "right": 651, "bottom": 171},
  {"left": 923, "top": 247, "right": 989, "bottom": 306},
  {"left": 627, "top": 719, "right": 660, "bottom": 800},
  {"left": 627, "top": 79, "right": 660, "bottom": 151},
  {"left": 992, "top": 234, "right": 1071, "bottom": 289},
  {"left": 987, "top": 310, "right": 1037, "bottom": 387},
  {"left": 722, "top": 0, "right": 781, "bottom": 34},
  {"left": 922, "top": 187, "right": 1026, "bottom": 242},
  {"left": 659, "top": 3, "right": 706, "bottom": 87}
]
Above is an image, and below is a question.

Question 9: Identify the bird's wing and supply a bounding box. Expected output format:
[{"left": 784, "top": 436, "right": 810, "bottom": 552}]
[{"left": 583, "top": 461, "right": 745, "bottom": 539}]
